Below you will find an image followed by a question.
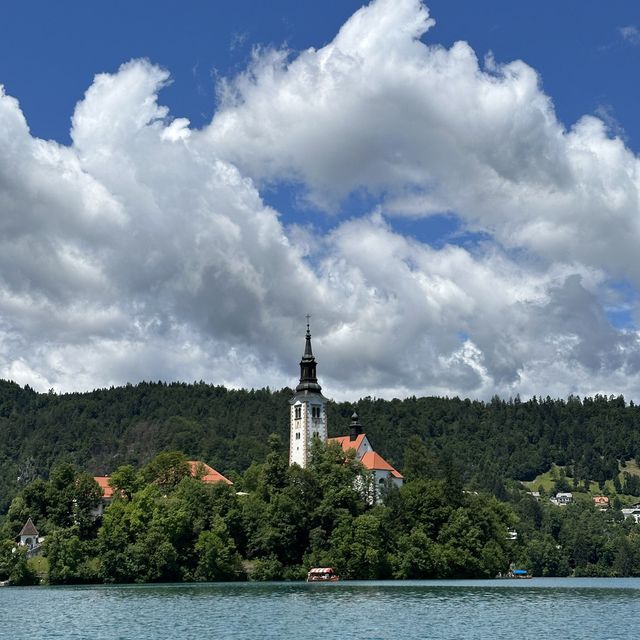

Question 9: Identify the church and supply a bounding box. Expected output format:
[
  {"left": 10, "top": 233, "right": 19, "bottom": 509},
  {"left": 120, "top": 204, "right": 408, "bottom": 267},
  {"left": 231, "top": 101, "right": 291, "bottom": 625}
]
[{"left": 288, "top": 322, "right": 403, "bottom": 498}]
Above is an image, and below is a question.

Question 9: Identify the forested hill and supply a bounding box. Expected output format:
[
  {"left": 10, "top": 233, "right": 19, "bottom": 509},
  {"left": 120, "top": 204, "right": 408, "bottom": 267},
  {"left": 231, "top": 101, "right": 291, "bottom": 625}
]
[{"left": 2, "top": 379, "right": 640, "bottom": 512}]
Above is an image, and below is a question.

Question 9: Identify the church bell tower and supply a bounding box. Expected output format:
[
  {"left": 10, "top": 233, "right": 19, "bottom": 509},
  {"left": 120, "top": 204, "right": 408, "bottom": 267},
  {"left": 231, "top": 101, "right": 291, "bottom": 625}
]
[{"left": 289, "top": 320, "right": 328, "bottom": 467}]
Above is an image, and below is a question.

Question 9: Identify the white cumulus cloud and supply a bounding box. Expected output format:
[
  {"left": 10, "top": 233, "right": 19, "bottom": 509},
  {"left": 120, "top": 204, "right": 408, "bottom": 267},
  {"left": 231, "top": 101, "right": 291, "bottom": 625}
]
[{"left": 0, "top": 0, "right": 640, "bottom": 403}]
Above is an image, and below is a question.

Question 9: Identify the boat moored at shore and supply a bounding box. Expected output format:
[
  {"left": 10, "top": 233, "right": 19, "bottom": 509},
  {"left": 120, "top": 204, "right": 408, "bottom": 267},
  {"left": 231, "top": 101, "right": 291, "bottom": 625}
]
[{"left": 307, "top": 567, "right": 339, "bottom": 582}]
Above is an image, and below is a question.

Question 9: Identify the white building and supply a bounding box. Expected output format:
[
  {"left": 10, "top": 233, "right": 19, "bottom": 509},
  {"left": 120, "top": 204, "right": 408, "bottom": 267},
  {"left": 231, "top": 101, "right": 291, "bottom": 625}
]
[
  {"left": 550, "top": 492, "right": 573, "bottom": 506},
  {"left": 289, "top": 322, "right": 328, "bottom": 468},
  {"left": 622, "top": 503, "right": 640, "bottom": 523},
  {"left": 329, "top": 413, "right": 404, "bottom": 503},
  {"left": 91, "top": 476, "right": 115, "bottom": 518},
  {"left": 288, "top": 322, "right": 404, "bottom": 501},
  {"left": 18, "top": 518, "right": 42, "bottom": 549}
]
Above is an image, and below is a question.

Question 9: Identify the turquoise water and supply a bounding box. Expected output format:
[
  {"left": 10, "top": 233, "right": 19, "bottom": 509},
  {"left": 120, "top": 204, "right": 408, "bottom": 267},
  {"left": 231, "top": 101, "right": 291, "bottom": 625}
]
[{"left": 2, "top": 579, "right": 640, "bottom": 639}]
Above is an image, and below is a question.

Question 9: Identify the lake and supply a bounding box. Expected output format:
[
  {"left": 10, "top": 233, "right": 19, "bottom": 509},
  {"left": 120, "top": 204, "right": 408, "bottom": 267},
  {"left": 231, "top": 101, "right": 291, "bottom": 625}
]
[{"left": 2, "top": 578, "right": 639, "bottom": 639}]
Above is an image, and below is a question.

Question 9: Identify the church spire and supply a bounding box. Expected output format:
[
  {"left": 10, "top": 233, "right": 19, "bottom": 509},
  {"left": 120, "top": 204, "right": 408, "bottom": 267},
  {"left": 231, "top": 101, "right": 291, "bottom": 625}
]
[
  {"left": 296, "top": 318, "right": 322, "bottom": 393},
  {"left": 303, "top": 319, "right": 314, "bottom": 358}
]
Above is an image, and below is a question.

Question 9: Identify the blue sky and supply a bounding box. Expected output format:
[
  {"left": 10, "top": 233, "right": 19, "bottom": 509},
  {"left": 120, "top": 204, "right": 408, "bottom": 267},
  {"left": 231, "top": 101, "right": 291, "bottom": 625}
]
[
  {"left": 2, "top": 1, "right": 638, "bottom": 237},
  {"left": 1, "top": 0, "right": 640, "bottom": 400},
  {"left": 2, "top": 1, "right": 638, "bottom": 150}
]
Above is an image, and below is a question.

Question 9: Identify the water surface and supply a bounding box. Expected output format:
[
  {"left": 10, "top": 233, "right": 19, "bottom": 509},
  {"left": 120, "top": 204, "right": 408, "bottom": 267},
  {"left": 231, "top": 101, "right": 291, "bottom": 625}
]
[{"left": 2, "top": 578, "right": 639, "bottom": 639}]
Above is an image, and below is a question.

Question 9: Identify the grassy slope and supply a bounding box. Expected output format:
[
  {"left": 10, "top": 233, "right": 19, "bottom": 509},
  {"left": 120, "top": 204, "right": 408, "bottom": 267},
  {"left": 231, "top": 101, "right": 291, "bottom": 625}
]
[{"left": 524, "top": 460, "right": 640, "bottom": 505}]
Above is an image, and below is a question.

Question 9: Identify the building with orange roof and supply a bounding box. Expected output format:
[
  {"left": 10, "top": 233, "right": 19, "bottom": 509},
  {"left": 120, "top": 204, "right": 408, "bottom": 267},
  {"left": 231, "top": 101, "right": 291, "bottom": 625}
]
[
  {"left": 593, "top": 495, "right": 609, "bottom": 510},
  {"left": 91, "top": 460, "right": 232, "bottom": 518},
  {"left": 328, "top": 430, "right": 372, "bottom": 460},
  {"left": 360, "top": 451, "right": 404, "bottom": 480},
  {"left": 187, "top": 460, "right": 233, "bottom": 485},
  {"left": 91, "top": 476, "right": 117, "bottom": 518},
  {"left": 286, "top": 323, "right": 405, "bottom": 504},
  {"left": 359, "top": 449, "right": 404, "bottom": 503},
  {"left": 93, "top": 475, "right": 114, "bottom": 499},
  {"left": 327, "top": 411, "right": 404, "bottom": 503},
  {"left": 327, "top": 412, "right": 403, "bottom": 504}
]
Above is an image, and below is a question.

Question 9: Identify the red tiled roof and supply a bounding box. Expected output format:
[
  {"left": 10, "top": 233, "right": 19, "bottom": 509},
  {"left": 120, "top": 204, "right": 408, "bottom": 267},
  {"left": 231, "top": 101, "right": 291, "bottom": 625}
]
[
  {"left": 327, "top": 433, "right": 367, "bottom": 453},
  {"left": 188, "top": 461, "right": 233, "bottom": 485},
  {"left": 94, "top": 476, "right": 114, "bottom": 499},
  {"left": 94, "top": 462, "right": 232, "bottom": 497},
  {"left": 360, "top": 451, "right": 403, "bottom": 479}
]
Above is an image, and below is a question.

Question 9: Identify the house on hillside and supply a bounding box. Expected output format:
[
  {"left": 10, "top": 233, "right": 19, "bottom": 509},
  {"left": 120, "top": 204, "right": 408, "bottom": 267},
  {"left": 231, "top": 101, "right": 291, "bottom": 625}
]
[
  {"left": 593, "top": 495, "right": 609, "bottom": 510},
  {"left": 550, "top": 492, "right": 573, "bottom": 506},
  {"left": 622, "top": 503, "right": 640, "bottom": 523}
]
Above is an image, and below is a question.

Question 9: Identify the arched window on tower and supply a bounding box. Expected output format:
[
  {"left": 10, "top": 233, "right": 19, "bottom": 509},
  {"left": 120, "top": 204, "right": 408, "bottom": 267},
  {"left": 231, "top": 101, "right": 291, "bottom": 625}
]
[{"left": 295, "top": 405, "right": 301, "bottom": 420}]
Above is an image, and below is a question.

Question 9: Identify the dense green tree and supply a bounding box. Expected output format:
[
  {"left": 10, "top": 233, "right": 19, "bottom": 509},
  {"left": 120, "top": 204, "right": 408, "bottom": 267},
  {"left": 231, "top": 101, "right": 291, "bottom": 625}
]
[
  {"left": 46, "top": 463, "right": 79, "bottom": 529},
  {"left": 17, "top": 480, "right": 48, "bottom": 529},
  {"left": 250, "top": 555, "right": 284, "bottom": 581},
  {"left": 108, "top": 464, "right": 139, "bottom": 501},
  {"left": 391, "top": 479, "right": 453, "bottom": 536},
  {"left": 0, "top": 543, "right": 39, "bottom": 585},
  {"left": 194, "top": 516, "right": 243, "bottom": 581},
  {"left": 392, "top": 527, "right": 447, "bottom": 578},
  {"left": 328, "top": 512, "right": 391, "bottom": 579},
  {"left": 519, "top": 534, "right": 571, "bottom": 577},
  {"left": 123, "top": 526, "right": 179, "bottom": 583},
  {"left": 97, "top": 484, "right": 162, "bottom": 582},
  {"left": 438, "top": 509, "right": 485, "bottom": 577},
  {"left": 0, "top": 540, "right": 14, "bottom": 580},
  {"left": 141, "top": 451, "right": 190, "bottom": 492},
  {"left": 4, "top": 495, "right": 32, "bottom": 538},
  {"left": 402, "top": 436, "right": 440, "bottom": 481},
  {"left": 46, "top": 529, "right": 97, "bottom": 584}
]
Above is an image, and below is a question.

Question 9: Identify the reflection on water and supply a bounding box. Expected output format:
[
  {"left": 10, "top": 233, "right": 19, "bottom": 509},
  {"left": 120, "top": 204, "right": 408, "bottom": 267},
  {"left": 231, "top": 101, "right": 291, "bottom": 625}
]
[{"left": 1, "top": 579, "right": 639, "bottom": 640}]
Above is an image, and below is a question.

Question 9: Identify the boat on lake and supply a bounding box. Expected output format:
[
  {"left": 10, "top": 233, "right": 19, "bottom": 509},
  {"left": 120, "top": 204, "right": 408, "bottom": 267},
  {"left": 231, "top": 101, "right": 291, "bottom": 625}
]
[
  {"left": 306, "top": 567, "right": 339, "bottom": 582},
  {"left": 510, "top": 569, "right": 531, "bottom": 579},
  {"left": 497, "top": 569, "right": 532, "bottom": 579}
]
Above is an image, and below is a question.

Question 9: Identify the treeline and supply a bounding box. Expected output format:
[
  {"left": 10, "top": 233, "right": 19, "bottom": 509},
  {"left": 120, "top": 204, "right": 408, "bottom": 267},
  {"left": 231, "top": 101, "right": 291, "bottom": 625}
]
[
  {"left": 3, "top": 444, "right": 640, "bottom": 585},
  {"left": 0, "top": 380, "right": 288, "bottom": 512},
  {"left": 511, "top": 490, "right": 640, "bottom": 577},
  {"left": 0, "top": 444, "right": 517, "bottom": 584},
  {"left": 3, "top": 380, "right": 640, "bottom": 513}
]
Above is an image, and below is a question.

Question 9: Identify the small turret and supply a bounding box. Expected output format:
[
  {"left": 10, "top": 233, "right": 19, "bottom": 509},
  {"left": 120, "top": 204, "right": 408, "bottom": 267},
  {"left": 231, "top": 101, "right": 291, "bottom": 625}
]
[{"left": 349, "top": 410, "right": 362, "bottom": 441}]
